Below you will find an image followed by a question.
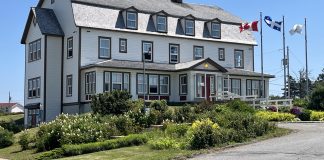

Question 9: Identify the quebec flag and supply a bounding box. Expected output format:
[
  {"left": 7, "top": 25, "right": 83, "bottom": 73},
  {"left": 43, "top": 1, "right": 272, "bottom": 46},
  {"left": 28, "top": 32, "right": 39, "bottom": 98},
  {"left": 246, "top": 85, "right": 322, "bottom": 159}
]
[{"left": 264, "top": 16, "right": 282, "bottom": 32}]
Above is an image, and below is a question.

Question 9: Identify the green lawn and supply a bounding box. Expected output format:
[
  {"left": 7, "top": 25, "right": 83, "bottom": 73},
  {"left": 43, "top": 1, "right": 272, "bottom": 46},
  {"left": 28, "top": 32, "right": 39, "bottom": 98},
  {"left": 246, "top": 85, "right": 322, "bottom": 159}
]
[{"left": 0, "top": 114, "right": 24, "bottom": 123}]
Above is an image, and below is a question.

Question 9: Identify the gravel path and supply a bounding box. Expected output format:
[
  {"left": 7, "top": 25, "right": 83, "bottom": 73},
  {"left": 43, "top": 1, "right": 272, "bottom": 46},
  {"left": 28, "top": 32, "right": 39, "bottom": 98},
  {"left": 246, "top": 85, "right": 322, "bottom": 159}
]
[{"left": 191, "top": 123, "right": 324, "bottom": 160}]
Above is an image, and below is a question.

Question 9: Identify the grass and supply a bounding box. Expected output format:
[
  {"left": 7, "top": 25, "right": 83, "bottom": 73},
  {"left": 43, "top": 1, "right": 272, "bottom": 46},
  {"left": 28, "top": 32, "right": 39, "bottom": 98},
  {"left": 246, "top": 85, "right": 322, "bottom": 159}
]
[
  {"left": 0, "top": 114, "right": 24, "bottom": 123},
  {"left": 60, "top": 127, "right": 292, "bottom": 160}
]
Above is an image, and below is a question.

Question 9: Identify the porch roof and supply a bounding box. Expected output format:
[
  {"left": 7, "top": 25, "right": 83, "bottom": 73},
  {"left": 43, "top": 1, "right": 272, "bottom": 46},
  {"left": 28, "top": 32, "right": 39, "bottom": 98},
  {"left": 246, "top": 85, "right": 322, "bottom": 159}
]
[
  {"left": 226, "top": 68, "right": 275, "bottom": 78},
  {"left": 81, "top": 58, "right": 227, "bottom": 72}
]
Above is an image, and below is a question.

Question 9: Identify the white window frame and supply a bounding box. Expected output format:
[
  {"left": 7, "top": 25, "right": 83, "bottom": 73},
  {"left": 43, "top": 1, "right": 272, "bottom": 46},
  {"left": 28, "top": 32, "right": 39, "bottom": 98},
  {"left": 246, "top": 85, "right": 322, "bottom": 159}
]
[
  {"left": 194, "top": 46, "right": 203, "bottom": 60},
  {"left": 185, "top": 19, "right": 195, "bottom": 35},
  {"left": 112, "top": 72, "right": 123, "bottom": 91},
  {"left": 104, "top": 72, "right": 111, "bottom": 92},
  {"left": 119, "top": 39, "right": 127, "bottom": 53},
  {"left": 142, "top": 41, "right": 153, "bottom": 62},
  {"left": 67, "top": 37, "right": 73, "bottom": 58},
  {"left": 149, "top": 75, "right": 159, "bottom": 94},
  {"left": 99, "top": 37, "right": 111, "bottom": 59},
  {"left": 28, "top": 39, "right": 41, "bottom": 62},
  {"left": 234, "top": 50, "right": 244, "bottom": 68},
  {"left": 231, "top": 79, "right": 241, "bottom": 95},
  {"left": 66, "top": 75, "right": 72, "bottom": 97},
  {"left": 137, "top": 74, "right": 148, "bottom": 94},
  {"left": 179, "top": 75, "right": 188, "bottom": 95},
  {"left": 28, "top": 77, "right": 40, "bottom": 99},
  {"left": 123, "top": 73, "right": 130, "bottom": 91},
  {"left": 85, "top": 72, "right": 96, "bottom": 100},
  {"left": 211, "top": 22, "right": 221, "bottom": 38},
  {"left": 157, "top": 15, "right": 167, "bottom": 32},
  {"left": 196, "top": 74, "right": 205, "bottom": 98},
  {"left": 210, "top": 76, "right": 215, "bottom": 95},
  {"left": 219, "top": 48, "right": 225, "bottom": 61},
  {"left": 126, "top": 12, "right": 137, "bottom": 29},
  {"left": 159, "top": 75, "right": 169, "bottom": 95}
]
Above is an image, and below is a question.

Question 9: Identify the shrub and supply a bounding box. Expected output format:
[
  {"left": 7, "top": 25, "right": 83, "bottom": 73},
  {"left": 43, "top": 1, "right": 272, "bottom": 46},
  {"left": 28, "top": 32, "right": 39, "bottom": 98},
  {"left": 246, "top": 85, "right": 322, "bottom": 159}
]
[
  {"left": 308, "top": 84, "right": 324, "bottom": 110},
  {"left": 147, "top": 100, "right": 173, "bottom": 125},
  {"left": 194, "top": 100, "right": 214, "bottom": 113},
  {"left": 278, "top": 106, "right": 291, "bottom": 113},
  {"left": 91, "top": 90, "right": 132, "bottom": 115},
  {"left": 266, "top": 106, "right": 278, "bottom": 112},
  {"left": 173, "top": 105, "right": 195, "bottom": 123},
  {"left": 187, "top": 119, "right": 219, "bottom": 149},
  {"left": 290, "top": 107, "right": 302, "bottom": 116},
  {"left": 256, "top": 111, "right": 295, "bottom": 122},
  {"left": 298, "top": 109, "right": 311, "bottom": 121},
  {"left": 148, "top": 137, "right": 179, "bottom": 150},
  {"left": 0, "top": 121, "right": 24, "bottom": 134},
  {"left": 164, "top": 123, "right": 189, "bottom": 138},
  {"left": 126, "top": 99, "right": 150, "bottom": 127},
  {"left": 36, "top": 148, "right": 64, "bottom": 160},
  {"left": 149, "top": 100, "right": 168, "bottom": 112},
  {"left": 293, "top": 98, "right": 309, "bottom": 108},
  {"left": 19, "top": 130, "right": 36, "bottom": 150},
  {"left": 110, "top": 115, "right": 137, "bottom": 135},
  {"left": 0, "top": 126, "right": 14, "bottom": 149},
  {"left": 226, "top": 99, "right": 255, "bottom": 113},
  {"left": 310, "top": 111, "right": 324, "bottom": 121}
]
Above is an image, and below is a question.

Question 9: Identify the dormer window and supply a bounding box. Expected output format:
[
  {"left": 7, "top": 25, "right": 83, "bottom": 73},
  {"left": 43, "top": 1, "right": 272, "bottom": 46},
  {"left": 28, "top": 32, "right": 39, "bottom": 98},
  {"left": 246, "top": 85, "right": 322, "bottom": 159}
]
[
  {"left": 211, "top": 22, "right": 221, "bottom": 38},
  {"left": 157, "top": 16, "right": 167, "bottom": 32},
  {"left": 126, "top": 11, "right": 137, "bottom": 29},
  {"left": 185, "top": 19, "right": 195, "bottom": 36}
]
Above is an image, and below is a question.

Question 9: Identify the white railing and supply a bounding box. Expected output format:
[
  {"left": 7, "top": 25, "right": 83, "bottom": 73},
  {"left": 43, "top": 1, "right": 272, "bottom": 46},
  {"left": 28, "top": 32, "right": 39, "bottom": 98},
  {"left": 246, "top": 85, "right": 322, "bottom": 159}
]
[{"left": 210, "top": 91, "right": 258, "bottom": 101}]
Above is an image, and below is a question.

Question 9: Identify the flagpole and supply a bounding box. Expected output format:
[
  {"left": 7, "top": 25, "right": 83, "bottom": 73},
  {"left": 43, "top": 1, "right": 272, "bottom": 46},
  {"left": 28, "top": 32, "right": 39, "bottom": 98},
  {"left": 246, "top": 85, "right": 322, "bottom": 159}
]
[
  {"left": 282, "top": 16, "right": 287, "bottom": 98},
  {"left": 260, "top": 12, "right": 264, "bottom": 98},
  {"left": 287, "top": 46, "right": 291, "bottom": 98},
  {"left": 305, "top": 18, "right": 309, "bottom": 96}
]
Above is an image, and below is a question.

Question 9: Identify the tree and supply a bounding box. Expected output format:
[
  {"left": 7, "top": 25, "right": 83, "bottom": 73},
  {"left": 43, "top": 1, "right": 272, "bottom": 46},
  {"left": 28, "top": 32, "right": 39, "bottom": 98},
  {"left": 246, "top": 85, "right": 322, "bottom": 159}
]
[
  {"left": 297, "top": 69, "right": 313, "bottom": 98},
  {"left": 288, "top": 75, "right": 299, "bottom": 99},
  {"left": 308, "top": 82, "right": 324, "bottom": 110}
]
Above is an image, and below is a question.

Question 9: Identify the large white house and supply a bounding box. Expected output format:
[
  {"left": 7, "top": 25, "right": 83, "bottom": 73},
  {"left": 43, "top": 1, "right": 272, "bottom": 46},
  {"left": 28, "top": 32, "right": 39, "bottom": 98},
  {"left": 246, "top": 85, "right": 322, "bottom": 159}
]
[{"left": 21, "top": 0, "right": 274, "bottom": 127}]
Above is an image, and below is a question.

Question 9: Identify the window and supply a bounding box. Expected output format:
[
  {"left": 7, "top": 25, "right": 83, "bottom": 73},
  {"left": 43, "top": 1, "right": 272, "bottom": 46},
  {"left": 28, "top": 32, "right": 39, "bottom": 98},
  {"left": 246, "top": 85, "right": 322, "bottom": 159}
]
[
  {"left": 185, "top": 19, "right": 195, "bottom": 36},
  {"left": 126, "top": 11, "right": 137, "bottom": 29},
  {"left": 210, "top": 76, "right": 215, "bottom": 95},
  {"left": 28, "top": 77, "right": 41, "bottom": 98},
  {"left": 169, "top": 44, "right": 179, "bottom": 63},
  {"left": 211, "top": 22, "right": 221, "bottom": 38},
  {"left": 223, "top": 78, "right": 229, "bottom": 92},
  {"left": 196, "top": 74, "right": 205, "bottom": 98},
  {"left": 137, "top": 74, "right": 148, "bottom": 94},
  {"left": 157, "top": 16, "right": 167, "bottom": 32},
  {"left": 99, "top": 37, "right": 111, "bottom": 59},
  {"left": 85, "top": 72, "right": 96, "bottom": 100},
  {"left": 137, "top": 74, "right": 170, "bottom": 95},
  {"left": 67, "top": 37, "right": 73, "bottom": 58},
  {"left": 104, "top": 72, "right": 130, "bottom": 92},
  {"left": 149, "top": 75, "right": 159, "bottom": 94},
  {"left": 119, "top": 38, "right": 127, "bottom": 53},
  {"left": 142, "top": 41, "right": 153, "bottom": 62},
  {"left": 246, "top": 80, "right": 265, "bottom": 98},
  {"left": 234, "top": 50, "right": 244, "bottom": 68},
  {"left": 28, "top": 39, "right": 41, "bottom": 62},
  {"left": 160, "top": 76, "right": 169, "bottom": 94},
  {"left": 231, "top": 79, "right": 241, "bottom": 95},
  {"left": 179, "top": 75, "right": 187, "bottom": 95},
  {"left": 193, "top": 46, "right": 204, "bottom": 60},
  {"left": 218, "top": 48, "right": 225, "bottom": 61},
  {"left": 66, "top": 75, "right": 72, "bottom": 97}
]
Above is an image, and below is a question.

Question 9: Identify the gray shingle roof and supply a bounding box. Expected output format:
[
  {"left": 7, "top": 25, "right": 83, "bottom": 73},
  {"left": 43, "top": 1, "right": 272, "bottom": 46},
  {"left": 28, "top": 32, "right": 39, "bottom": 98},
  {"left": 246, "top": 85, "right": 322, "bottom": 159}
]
[
  {"left": 227, "top": 68, "right": 275, "bottom": 78},
  {"left": 71, "top": 0, "right": 243, "bottom": 23},
  {"left": 21, "top": 8, "right": 64, "bottom": 44}
]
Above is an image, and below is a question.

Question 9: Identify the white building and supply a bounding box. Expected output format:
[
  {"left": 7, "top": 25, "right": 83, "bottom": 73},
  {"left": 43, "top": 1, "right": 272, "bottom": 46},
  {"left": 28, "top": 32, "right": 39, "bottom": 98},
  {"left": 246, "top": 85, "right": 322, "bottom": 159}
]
[
  {"left": 21, "top": 0, "right": 274, "bottom": 127},
  {"left": 0, "top": 103, "right": 24, "bottom": 114}
]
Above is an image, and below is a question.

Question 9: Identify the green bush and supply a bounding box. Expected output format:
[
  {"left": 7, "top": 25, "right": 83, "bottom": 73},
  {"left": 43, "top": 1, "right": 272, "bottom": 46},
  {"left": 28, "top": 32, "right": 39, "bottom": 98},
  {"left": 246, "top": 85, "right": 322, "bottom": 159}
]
[
  {"left": 310, "top": 111, "right": 324, "bottom": 121},
  {"left": 194, "top": 100, "right": 215, "bottom": 113},
  {"left": 19, "top": 130, "right": 36, "bottom": 150},
  {"left": 91, "top": 90, "right": 132, "bottom": 115},
  {"left": 126, "top": 100, "right": 150, "bottom": 128},
  {"left": 0, "top": 126, "right": 14, "bottom": 149},
  {"left": 36, "top": 148, "right": 64, "bottom": 160},
  {"left": 256, "top": 111, "right": 296, "bottom": 122},
  {"left": 148, "top": 137, "right": 179, "bottom": 150},
  {"left": 147, "top": 100, "right": 173, "bottom": 125},
  {"left": 164, "top": 123, "right": 189, "bottom": 138},
  {"left": 149, "top": 100, "right": 168, "bottom": 112},
  {"left": 293, "top": 98, "right": 309, "bottom": 108},
  {"left": 308, "top": 84, "right": 324, "bottom": 111},
  {"left": 226, "top": 99, "right": 255, "bottom": 113},
  {"left": 173, "top": 105, "right": 194, "bottom": 123},
  {"left": 110, "top": 115, "right": 137, "bottom": 135},
  {"left": 298, "top": 109, "right": 311, "bottom": 121},
  {"left": 187, "top": 119, "right": 219, "bottom": 149}
]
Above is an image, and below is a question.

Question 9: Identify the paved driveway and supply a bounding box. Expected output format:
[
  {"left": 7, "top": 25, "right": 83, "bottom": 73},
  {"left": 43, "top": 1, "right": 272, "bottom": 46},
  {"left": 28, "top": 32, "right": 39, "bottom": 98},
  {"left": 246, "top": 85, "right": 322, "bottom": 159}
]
[{"left": 191, "top": 123, "right": 324, "bottom": 160}]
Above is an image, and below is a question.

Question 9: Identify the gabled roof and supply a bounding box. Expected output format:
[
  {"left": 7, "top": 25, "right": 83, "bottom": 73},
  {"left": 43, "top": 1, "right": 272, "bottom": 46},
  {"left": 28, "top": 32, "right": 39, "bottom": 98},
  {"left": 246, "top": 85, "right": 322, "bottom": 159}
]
[
  {"left": 82, "top": 58, "right": 227, "bottom": 72},
  {"left": 71, "top": 0, "right": 244, "bottom": 24},
  {"left": 0, "top": 103, "right": 17, "bottom": 108},
  {"left": 21, "top": 8, "right": 64, "bottom": 44}
]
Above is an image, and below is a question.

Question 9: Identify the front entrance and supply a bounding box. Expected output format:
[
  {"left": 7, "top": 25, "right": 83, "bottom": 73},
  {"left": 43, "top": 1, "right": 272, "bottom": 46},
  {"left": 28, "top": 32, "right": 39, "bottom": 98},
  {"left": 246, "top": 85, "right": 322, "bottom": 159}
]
[{"left": 195, "top": 74, "right": 216, "bottom": 101}]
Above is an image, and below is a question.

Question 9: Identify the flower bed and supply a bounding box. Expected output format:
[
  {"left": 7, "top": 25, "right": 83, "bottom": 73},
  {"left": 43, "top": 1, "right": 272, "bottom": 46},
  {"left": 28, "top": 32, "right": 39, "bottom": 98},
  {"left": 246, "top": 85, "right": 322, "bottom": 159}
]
[
  {"left": 256, "top": 111, "right": 296, "bottom": 122},
  {"left": 310, "top": 111, "right": 324, "bottom": 121}
]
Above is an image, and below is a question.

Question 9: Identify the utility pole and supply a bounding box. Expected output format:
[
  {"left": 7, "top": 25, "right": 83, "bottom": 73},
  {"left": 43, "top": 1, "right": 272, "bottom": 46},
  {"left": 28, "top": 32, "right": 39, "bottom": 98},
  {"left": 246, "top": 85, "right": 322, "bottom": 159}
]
[
  {"left": 305, "top": 18, "right": 309, "bottom": 96},
  {"left": 260, "top": 12, "right": 264, "bottom": 98},
  {"left": 287, "top": 46, "right": 290, "bottom": 98},
  {"left": 282, "top": 16, "right": 287, "bottom": 98}
]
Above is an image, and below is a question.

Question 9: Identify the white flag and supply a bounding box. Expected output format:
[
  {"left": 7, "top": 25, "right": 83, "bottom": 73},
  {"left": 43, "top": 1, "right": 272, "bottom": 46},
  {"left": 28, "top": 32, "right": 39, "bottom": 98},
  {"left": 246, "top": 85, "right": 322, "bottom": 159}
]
[{"left": 289, "top": 24, "right": 303, "bottom": 35}]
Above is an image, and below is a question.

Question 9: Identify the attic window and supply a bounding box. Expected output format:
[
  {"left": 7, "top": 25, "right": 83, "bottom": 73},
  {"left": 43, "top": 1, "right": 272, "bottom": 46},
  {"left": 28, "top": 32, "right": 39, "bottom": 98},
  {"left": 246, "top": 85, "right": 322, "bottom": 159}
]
[
  {"left": 211, "top": 22, "right": 221, "bottom": 38},
  {"left": 185, "top": 19, "right": 195, "bottom": 36},
  {"left": 157, "top": 15, "right": 167, "bottom": 32},
  {"left": 126, "top": 11, "right": 138, "bottom": 29}
]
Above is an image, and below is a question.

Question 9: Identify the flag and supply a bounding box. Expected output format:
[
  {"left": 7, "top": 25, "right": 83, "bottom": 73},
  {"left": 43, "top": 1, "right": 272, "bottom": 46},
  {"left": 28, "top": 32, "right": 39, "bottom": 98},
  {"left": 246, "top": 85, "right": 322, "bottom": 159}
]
[
  {"left": 289, "top": 24, "right": 303, "bottom": 35},
  {"left": 9, "top": 92, "right": 12, "bottom": 103},
  {"left": 239, "top": 21, "right": 258, "bottom": 33},
  {"left": 264, "top": 16, "right": 282, "bottom": 31}
]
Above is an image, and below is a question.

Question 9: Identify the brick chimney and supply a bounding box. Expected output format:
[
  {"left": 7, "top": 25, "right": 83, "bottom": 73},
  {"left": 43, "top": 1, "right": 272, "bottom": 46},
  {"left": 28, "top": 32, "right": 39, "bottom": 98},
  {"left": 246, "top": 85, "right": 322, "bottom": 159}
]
[{"left": 171, "top": 0, "right": 183, "bottom": 3}]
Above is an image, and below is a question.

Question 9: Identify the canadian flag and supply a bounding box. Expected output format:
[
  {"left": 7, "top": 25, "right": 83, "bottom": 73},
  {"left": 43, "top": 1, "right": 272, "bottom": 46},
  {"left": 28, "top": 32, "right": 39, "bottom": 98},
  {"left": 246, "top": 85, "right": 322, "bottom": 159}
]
[{"left": 239, "top": 21, "right": 259, "bottom": 33}]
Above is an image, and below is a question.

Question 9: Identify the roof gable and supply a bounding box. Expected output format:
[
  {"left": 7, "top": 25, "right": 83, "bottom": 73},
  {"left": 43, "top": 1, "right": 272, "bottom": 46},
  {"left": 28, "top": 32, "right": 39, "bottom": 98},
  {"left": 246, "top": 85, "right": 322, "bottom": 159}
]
[{"left": 0, "top": 103, "right": 17, "bottom": 108}]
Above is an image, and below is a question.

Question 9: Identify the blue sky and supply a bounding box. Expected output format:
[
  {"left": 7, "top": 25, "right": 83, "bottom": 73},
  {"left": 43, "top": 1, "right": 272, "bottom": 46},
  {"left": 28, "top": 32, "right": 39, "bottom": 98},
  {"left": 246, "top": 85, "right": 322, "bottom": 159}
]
[{"left": 0, "top": 0, "right": 323, "bottom": 104}]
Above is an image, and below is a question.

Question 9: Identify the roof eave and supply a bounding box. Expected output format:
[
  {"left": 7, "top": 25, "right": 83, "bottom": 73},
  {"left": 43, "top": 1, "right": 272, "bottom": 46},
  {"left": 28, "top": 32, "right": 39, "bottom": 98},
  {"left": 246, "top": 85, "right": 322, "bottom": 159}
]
[{"left": 21, "top": 9, "right": 34, "bottom": 44}]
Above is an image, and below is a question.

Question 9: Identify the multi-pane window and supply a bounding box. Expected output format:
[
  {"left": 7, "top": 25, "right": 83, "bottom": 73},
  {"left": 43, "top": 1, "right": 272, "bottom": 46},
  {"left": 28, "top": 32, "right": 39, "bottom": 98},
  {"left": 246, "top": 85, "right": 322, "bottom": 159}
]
[
  {"left": 179, "top": 75, "right": 188, "bottom": 95},
  {"left": 196, "top": 74, "right": 205, "bottom": 98},
  {"left": 234, "top": 50, "right": 244, "bottom": 68},
  {"left": 160, "top": 76, "right": 169, "bottom": 94},
  {"left": 28, "top": 77, "right": 41, "bottom": 98},
  {"left": 149, "top": 75, "right": 159, "bottom": 94},
  {"left": 194, "top": 46, "right": 204, "bottom": 60},
  {"left": 126, "top": 12, "right": 137, "bottom": 29},
  {"left": 99, "top": 37, "right": 111, "bottom": 59},
  {"left": 28, "top": 39, "right": 41, "bottom": 62},
  {"left": 137, "top": 74, "right": 170, "bottom": 95},
  {"left": 169, "top": 44, "right": 179, "bottom": 63},
  {"left": 231, "top": 79, "right": 241, "bottom": 95},
  {"left": 246, "top": 80, "right": 264, "bottom": 98},
  {"left": 67, "top": 37, "right": 73, "bottom": 58},
  {"left": 185, "top": 19, "right": 195, "bottom": 35},
  {"left": 223, "top": 78, "right": 229, "bottom": 92},
  {"left": 210, "top": 76, "right": 215, "bottom": 95},
  {"left": 119, "top": 39, "right": 127, "bottom": 53},
  {"left": 66, "top": 75, "right": 72, "bottom": 97},
  {"left": 218, "top": 48, "right": 225, "bottom": 61},
  {"left": 157, "top": 16, "right": 167, "bottom": 32},
  {"left": 104, "top": 72, "right": 130, "bottom": 92},
  {"left": 142, "top": 41, "right": 153, "bottom": 62},
  {"left": 211, "top": 22, "right": 221, "bottom": 38},
  {"left": 85, "top": 72, "right": 96, "bottom": 100}
]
